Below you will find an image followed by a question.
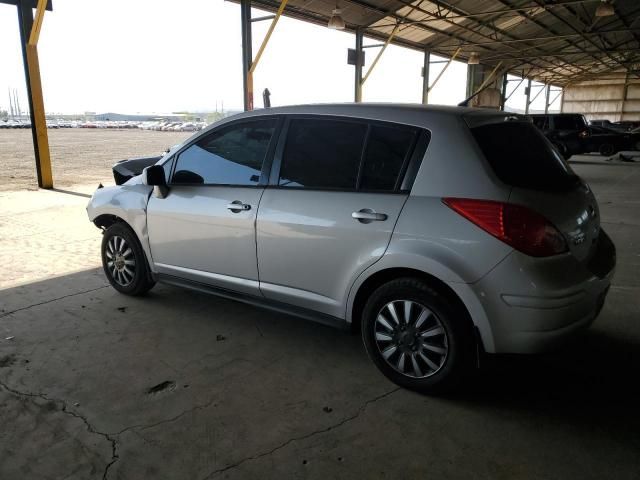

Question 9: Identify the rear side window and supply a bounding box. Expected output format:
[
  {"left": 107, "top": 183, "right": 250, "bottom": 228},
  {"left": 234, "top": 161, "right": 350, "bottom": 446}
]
[
  {"left": 359, "top": 125, "right": 417, "bottom": 191},
  {"left": 471, "top": 121, "right": 579, "bottom": 192},
  {"left": 278, "top": 118, "right": 419, "bottom": 191},
  {"left": 172, "top": 119, "right": 276, "bottom": 185},
  {"left": 279, "top": 119, "right": 367, "bottom": 189}
]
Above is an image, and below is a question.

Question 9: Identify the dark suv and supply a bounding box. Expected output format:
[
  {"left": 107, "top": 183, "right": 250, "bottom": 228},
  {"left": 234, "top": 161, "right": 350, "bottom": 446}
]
[{"left": 529, "top": 113, "right": 589, "bottom": 159}]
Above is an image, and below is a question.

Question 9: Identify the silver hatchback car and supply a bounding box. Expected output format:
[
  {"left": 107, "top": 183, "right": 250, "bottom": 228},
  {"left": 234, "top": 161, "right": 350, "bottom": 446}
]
[{"left": 87, "top": 104, "right": 616, "bottom": 392}]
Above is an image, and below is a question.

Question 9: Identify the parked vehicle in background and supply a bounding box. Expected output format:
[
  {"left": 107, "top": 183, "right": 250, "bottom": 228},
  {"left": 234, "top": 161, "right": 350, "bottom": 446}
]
[
  {"left": 589, "top": 119, "right": 627, "bottom": 132},
  {"left": 612, "top": 121, "right": 640, "bottom": 132},
  {"left": 529, "top": 113, "right": 590, "bottom": 159},
  {"left": 583, "top": 125, "right": 640, "bottom": 156},
  {"left": 87, "top": 104, "right": 615, "bottom": 393}
]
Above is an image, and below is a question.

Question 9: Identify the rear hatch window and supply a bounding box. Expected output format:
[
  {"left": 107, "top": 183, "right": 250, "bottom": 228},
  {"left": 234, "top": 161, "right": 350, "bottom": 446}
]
[{"left": 470, "top": 120, "right": 579, "bottom": 192}]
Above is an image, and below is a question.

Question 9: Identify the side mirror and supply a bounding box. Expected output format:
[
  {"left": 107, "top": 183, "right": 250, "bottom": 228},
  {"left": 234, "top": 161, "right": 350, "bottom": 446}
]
[
  {"left": 144, "top": 165, "right": 166, "bottom": 186},
  {"left": 143, "top": 165, "right": 169, "bottom": 198}
]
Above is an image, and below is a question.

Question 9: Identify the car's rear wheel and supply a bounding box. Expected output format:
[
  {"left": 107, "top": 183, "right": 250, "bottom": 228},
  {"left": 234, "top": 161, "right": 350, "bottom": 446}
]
[
  {"left": 599, "top": 143, "right": 615, "bottom": 156},
  {"left": 101, "top": 223, "right": 155, "bottom": 296},
  {"left": 361, "top": 278, "right": 475, "bottom": 393}
]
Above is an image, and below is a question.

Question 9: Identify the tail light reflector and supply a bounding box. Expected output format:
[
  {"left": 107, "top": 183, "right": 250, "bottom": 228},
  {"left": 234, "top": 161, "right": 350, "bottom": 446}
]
[{"left": 442, "top": 198, "right": 568, "bottom": 257}]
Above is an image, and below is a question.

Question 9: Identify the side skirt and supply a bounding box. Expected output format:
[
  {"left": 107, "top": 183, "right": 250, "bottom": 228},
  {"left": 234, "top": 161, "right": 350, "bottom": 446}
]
[{"left": 157, "top": 274, "right": 350, "bottom": 331}]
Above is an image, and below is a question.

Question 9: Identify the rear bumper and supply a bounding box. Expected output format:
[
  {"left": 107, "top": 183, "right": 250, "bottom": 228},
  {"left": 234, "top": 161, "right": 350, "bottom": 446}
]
[
  {"left": 468, "top": 230, "right": 615, "bottom": 354},
  {"left": 487, "top": 277, "right": 611, "bottom": 353}
]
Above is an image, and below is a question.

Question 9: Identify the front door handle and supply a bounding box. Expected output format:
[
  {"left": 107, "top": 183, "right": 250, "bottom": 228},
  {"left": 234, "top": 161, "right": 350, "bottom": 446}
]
[
  {"left": 227, "top": 201, "right": 251, "bottom": 212},
  {"left": 352, "top": 209, "right": 388, "bottom": 223}
]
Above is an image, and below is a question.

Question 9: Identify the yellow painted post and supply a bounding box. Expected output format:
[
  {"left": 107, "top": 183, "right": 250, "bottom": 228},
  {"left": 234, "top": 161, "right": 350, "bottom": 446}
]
[
  {"left": 427, "top": 47, "right": 461, "bottom": 95},
  {"left": 361, "top": 23, "right": 402, "bottom": 86},
  {"left": 25, "top": 44, "right": 52, "bottom": 188},
  {"left": 249, "top": 0, "right": 288, "bottom": 75},
  {"left": 243, "top": 0, "right": 288, "bottom": 110},
  {"left": 359, "top": 2, "right": 419, "bottom": 95},
  {"left": 247, "top": 71, "right": 255, "bottom": 111},
  {"left": 25, "top": 0, "right": 53, "bottom": 188}
]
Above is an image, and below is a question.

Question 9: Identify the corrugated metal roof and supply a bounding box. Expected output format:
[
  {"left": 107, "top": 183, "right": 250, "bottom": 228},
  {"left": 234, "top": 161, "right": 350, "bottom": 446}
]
[{"left": 245, "top": 0, "right": 640, "bottom": 85}]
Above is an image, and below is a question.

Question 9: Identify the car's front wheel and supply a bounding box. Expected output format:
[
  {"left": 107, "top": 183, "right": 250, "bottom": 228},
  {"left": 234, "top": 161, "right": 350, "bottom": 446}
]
[
  {"left": 361, "top": 278, "right": 475, "bottom": 393},
  {"left": 101, "top": 223, "right": 155, "bottom": 296}
]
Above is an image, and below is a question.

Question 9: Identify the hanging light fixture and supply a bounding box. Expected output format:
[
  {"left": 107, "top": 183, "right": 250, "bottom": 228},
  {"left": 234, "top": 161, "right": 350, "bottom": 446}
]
[
  {"left": 328, "top": 4, "right": 345, "bottom": 30},
  {"left": 468, "top": 52, "right": 480, "bottom": 65},
  {"left": 595, "top": 0, "right": 614, "bottom": 17}
]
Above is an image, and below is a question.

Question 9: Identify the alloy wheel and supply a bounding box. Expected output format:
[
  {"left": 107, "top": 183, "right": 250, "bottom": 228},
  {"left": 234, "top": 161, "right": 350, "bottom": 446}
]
[
  {"left": 105, "top": 235, "right": 136, "bottom": 287},
  {"left": 374, "top": 300, "right": 449, "bottom": 379}
]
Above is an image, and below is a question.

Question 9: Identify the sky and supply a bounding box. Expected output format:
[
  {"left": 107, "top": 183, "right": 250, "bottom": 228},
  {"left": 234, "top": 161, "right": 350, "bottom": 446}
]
[{"left": 0, "top": 0, "right": 558, "bottom": 115}]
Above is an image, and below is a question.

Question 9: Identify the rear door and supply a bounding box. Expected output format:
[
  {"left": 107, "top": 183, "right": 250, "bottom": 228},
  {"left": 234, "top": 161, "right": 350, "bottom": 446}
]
[
  {"left": 146, "top": 117, "right": 280, "bottom": 295},
  {"left": 256, "top": 116, "right": 426, "bottom": 318}
]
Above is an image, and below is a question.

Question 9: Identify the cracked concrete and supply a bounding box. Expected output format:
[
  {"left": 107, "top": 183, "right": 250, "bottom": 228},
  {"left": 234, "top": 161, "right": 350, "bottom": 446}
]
[
  {"left": 201, "top": 388, "right": 400, "bottom": 479},
  {"left": 0, "top": 381, "right": 114, "bottom": 479},
  {"left": 1, "top": 156, "right": 640, "bottom": 479}
]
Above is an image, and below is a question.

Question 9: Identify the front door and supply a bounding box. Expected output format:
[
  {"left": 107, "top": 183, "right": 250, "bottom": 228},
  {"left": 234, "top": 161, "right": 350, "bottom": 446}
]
[{"left": 147, "top": 118, "right": 279, "bottom": 295}]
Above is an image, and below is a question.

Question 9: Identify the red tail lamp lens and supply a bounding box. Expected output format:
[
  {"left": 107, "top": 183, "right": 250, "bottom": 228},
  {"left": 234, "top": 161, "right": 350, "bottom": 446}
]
[{"left": 443, "top": 198, "right": 568, "bottom": 257}]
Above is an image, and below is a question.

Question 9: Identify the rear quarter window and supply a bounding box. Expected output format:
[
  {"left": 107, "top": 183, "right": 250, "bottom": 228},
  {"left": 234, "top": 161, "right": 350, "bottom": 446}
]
[{"left": 471, "top": 121, "right": 579, "bottom": 192}]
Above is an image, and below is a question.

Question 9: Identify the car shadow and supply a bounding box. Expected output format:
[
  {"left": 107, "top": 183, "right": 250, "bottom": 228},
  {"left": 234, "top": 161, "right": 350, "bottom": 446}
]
[{"left": 449, "top": 330, "right": 640, "bottom": 441}]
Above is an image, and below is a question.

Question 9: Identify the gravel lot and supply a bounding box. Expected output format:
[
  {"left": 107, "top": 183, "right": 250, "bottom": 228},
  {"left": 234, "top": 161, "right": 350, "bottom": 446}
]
[{"left": 0, "top": 129, "right": 192, "bottom": 191}]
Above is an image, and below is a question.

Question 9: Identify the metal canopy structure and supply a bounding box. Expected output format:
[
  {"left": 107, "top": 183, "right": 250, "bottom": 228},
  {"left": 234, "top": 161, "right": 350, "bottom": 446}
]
[
  {"left": 5, "top": 0, "right": 639, "bottom": 188},
  {"left": 243, "top": 0, "right": 640, "bottom": 86}
]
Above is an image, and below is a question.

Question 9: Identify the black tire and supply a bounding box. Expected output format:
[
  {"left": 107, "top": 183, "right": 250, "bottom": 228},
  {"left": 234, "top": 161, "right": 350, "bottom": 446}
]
[
  {"left": 599, "top": 143, "right": 615, "bottom": 156},
  {"left": 361, "top": 278, "right": 475, "bottom": 393},
  {"left": 101, "top": 222, "right": 155, "bottom": 296}
]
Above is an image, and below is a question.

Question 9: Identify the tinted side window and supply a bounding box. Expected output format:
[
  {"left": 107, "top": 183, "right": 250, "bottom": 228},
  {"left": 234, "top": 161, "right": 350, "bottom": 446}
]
[
  {"left": 172, "top": 119, "right": 276, "bottom": 185},
  {"left": 471, "top": 121, "right": 578, "bottom": 192},
  {"left": 553, "top": 115, "right": 586, "bottom": 130},
  {"left": 279, "top": 119, "right": 367, "bottom": 189},
  {"left": 359, "top": 125, "right": 417, "bottom": 191}
]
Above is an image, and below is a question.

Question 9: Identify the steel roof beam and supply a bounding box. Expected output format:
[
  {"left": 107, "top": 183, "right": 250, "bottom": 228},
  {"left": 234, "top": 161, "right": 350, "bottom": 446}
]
[{"left": 531, "top": 0, "right": 636, "bottom": 76}]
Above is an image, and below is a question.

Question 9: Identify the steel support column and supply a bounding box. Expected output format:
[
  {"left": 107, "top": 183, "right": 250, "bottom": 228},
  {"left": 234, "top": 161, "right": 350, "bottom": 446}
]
[
  {"left": 524, "top": 78, "right": 532, "bottom": 114},
  {"left": 240, "top": 0, "right": 253, "bottom": 111},
  {"left": 17, "top": 0, "right": 52, "bottom": 188},
  {"left": 421, "top": 49, "right": 430, "bottom": 105},
  {"left": 499, "top": 73, "right": 508, "bottom": 111},
  {"left": 465, "top": 63, "right": 477, "bottom": 99},
  {"left": 354, "top": 28, "right": 363, "bottom": 103},
  {"left": 544, "top": 84, "right": 551, "bottom": 114}
]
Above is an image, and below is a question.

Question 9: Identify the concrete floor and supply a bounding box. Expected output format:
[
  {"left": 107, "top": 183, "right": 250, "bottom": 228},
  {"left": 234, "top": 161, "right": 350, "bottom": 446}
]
[{"left": 1, "top": 155, "right": 639, "bottom": 479}]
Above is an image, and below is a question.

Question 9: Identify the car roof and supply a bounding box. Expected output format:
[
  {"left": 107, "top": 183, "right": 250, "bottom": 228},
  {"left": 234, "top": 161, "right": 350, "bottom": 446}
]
[
  {"left": 529, "top": 113, "right": 583, "bottom": 117},
  {"left": 227, "top": 103, "right": 520, "bottom": 121}
]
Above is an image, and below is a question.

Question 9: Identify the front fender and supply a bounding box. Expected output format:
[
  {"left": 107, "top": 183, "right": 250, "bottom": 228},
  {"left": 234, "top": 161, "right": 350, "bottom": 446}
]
[{"left": 86, "top": 183, "right": 154, "bottom": 270}]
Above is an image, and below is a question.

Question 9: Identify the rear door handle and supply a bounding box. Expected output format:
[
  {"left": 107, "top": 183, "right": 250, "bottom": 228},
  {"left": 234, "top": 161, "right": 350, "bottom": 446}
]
[
  {"left": 227, "top": 201, "right": 251, "bottom": 212},
  {"left": 352, "top": 209, "right": 388, "bottom": 223}
]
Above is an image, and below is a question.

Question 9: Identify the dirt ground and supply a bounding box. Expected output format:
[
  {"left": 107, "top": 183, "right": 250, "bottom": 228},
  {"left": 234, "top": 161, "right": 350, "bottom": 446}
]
[{"left": 0, "top": 129, "right": 191, "bottom": 191}]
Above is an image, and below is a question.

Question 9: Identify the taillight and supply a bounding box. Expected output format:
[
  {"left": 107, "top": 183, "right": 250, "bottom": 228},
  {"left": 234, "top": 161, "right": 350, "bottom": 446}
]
[{"left": 442, "top": 198, "right": 568, "bottom": 257}]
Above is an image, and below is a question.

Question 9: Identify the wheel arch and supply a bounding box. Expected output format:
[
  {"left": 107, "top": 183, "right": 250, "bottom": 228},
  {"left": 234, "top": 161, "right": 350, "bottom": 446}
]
[
  {"left": 93, "top": 213, "right": 124, "bottom": 230},
  {"left": 348, "top": 266, "right": 495, "bottom": 353}
]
